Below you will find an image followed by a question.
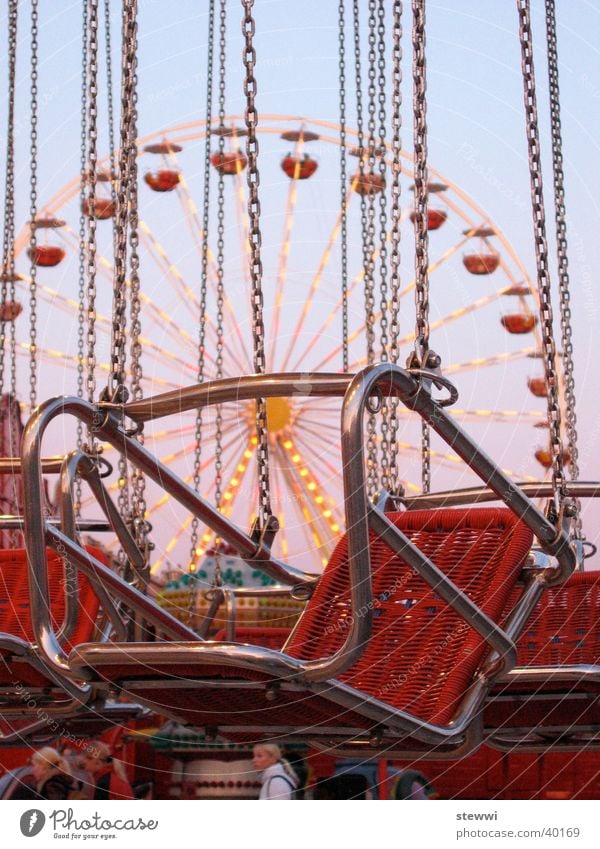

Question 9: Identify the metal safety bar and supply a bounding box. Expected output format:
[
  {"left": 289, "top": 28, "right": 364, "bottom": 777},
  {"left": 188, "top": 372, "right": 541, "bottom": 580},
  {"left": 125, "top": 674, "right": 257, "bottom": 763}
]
[{"left": 21, "top": 366, "right": 578, "bottom": 745}]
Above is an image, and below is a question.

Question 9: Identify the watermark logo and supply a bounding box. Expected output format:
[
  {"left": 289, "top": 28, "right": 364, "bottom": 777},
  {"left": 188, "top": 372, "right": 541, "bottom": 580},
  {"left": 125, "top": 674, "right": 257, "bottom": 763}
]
[{"left": 20, "top": 810, "right": 46, "bottom": 837}]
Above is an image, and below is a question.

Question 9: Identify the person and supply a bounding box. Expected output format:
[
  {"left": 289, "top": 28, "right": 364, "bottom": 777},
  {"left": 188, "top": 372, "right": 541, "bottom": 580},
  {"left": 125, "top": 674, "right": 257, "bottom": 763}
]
[
  {"left": 20, "top": 747, "right": 75, "bottom": 800},
  {"left": 82, "top": 741, "right": 134, "bottom": 800},
  {"left": 253, "top": 744, "right": 299, "bottom": 800}
]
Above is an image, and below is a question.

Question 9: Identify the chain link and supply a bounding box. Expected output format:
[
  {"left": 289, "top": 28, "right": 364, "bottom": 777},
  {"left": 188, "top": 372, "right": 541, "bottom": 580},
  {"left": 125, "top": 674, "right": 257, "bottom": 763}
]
[
  {"left": 0, "top": 0, "right": 18, "bottom": 400},
  {"left": 109, "top": 0, "right": 137, "bottom": 393},
  {"left": 386, "top": 0, "right": 403, "bottom": 494},
  {"left": 214, "top": 0, "right": 227, "bottom": 511},
  {"left": 411, "top": 0, "right": 431, "bottom": 493},
  {"left": 545, "top": 0, "right": 580, "bottom": 524},
  {"left": 376, "top": 0, "right": 393, "bottom": 491},
  {"left": 189, "top": 0, "right": 215, "bottom": 567},
  {"left": 376, "top": 0, "right": 388, "bottom": 361},
  {"left": 86, "top": 0, "right": 99, "bottom": 411},
  {"left": 338, "top": 0, "right": 349, "bottom": 373},
  {"left": 242, "top": 0, "right": 272, "bottom": 529},
  {"left": 517, "top": 0, "right": 565, "bottom": 505},
  {"left": 121, "top": 1, "right": 149, "bottom": 557},
  {"left": 75, "top": 0, "right": 90, "bottom": 515},
  {"left": 103, "top": 0, "right": 117, "bottom": 191},
  {"left": 28, "top": 0, "right": 40, "bottom": 412},
  {"left": 3, "top": 0, "right": 18, "bottom": 537},
  {"left": 352, "top": 0, "right": 377, "bottom": 499}
]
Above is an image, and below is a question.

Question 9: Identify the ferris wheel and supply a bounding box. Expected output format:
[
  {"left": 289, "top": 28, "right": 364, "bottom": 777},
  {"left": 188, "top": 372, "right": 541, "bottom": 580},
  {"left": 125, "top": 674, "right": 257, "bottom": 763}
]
[{"left": 10, "top": 115, "right": 551, "bottom": 578}]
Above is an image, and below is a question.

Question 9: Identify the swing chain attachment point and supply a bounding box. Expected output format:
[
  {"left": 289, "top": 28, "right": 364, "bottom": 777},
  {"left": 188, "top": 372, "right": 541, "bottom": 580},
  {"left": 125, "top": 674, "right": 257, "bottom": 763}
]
[
  {"left": 405, "top": 347, "right": 458, "bottom": 408},
  {"left": 79, "top": 446, "right": 113, "bottom": 480},
  {"left": 250, "top": 513, "right": 280, "bottom": 558}
]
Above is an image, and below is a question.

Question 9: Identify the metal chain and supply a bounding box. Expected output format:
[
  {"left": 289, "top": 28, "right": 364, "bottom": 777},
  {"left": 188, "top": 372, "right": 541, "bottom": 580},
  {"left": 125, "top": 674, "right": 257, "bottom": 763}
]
[
  {"left": 214, "top": 0, "right": 227, "bottom": 512},
  {"left": 545, "top": 0, "right": 580, "bottom": 512},
  {"left": 386, "top": 0, "right": 403, "bottom": 494},
  {"left": 86, "top": 0, "right": 99, "bottom": 411},
  {"left": 242, "top": 0, "right": 272, "bottom": 529},
  {"left": 353, "top": 0, "right": 378, "bottom": 499},
  {"left": 376, "top": 0, "right": 393, "bottom": 492},
  {"left": 376, "top": 0, "right": 389, "bottom": 361},
  {"left": 28, "top": 0, "right": 40, "bottom": 412},
  {"left": 103, "top": 0, "right": 117, "bottom": 191},
  {"left": 411, "top": 0, "right": 431, "bottom": 493},
  {"left": 119, "top": 1, "right": 148, "bottom": 557},
  {"left": 0, "top": 0, "right": 18, "bottom": 548},
  {"left": 75, "top": 0, "right": 89, "bottom": 515},
  {"left": 517, "top": 0, "right": 565, "bottom": 505},
  {"left": 109, "top": 0, "right": 137, "bottom": 394},
  {"left": 364, "top": 0, "right": 377, "bottom": 367},
  {"left": 189, "top": 0, "right": 215, "bottom": 568},
  {"left": 338, "top": 0, "right": 349, "bottom": 373},
  {"left": 0, "top": 0, "right": 18, "bottom": 400}
]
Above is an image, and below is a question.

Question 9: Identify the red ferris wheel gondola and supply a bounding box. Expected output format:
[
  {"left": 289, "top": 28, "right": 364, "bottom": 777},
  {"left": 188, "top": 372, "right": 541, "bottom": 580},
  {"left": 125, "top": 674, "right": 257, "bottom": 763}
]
[
  {"left": 210, "top": 150, "right": 248, "bottom": 176},
  {"left": 351, "top": 171, "right": 385, "bottom": 196},
  {"left": 527, "top": 377, "right": 548, "bottom": 398},
  {"left": 0, "top": 300, "right": 22, "bottom": 322},
  {"left": 81, "top": 197, "right": 115, "bottom": 220},
  {"left": 281, "top": 154, "right": 318, "bottom": 180},
  {"left": 27, "top": 245, "right": 66, "bottom": 267},
  {"left": 409, "top": 209, "right": 447, "bottom": 231},
  {"left": 144, "top": 170, "right": 181, "bottom": 192},
  {"left": 500, "top": 313, "right": 537, "bottom": 334}
]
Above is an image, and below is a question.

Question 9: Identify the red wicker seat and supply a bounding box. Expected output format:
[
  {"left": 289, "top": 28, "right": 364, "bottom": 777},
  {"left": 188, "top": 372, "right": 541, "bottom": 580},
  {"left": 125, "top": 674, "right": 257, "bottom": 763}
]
[
  {"left": 70, "top": 509, "right": 532, "bottom": 741},
  {"left": 486, "top": 571, "right": 600, "bottom": 742},
  {"left": 0, "top": 547, "right": 105, "bottom": 689}
]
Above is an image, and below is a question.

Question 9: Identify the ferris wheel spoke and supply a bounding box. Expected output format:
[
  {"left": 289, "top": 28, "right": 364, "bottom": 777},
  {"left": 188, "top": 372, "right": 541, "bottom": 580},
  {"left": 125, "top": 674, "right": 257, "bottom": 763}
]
[
  {"left": 278, "top": 435, "right": 344, "bottom": 537},
  {"left": 152, "top": 514, "right": 196, "bottom": 573},
  {"left": 146, "top": 435, "right": 250, "bottom": 574},
  {"left": 346, "top": 286, "right": 511, "bottom": 373},
  {"left": 138, "top": 220, "right": 200, "bottom": 318},
  {"left": 171, "top": 175, "right": 252, "bottom": 374},
  {"left": 137, "top": 221, "right": 248, "bottom": 374},
  {"left": 170, "top": 149, "right": 251, "bottom": 373},
  {"left": 449, "top": 408, "right": 545, "bottom": 424},
  {"left": 232, "top": 170, "right": 252, "bottom": 286},
  {"left": 291, "top": 433, "right": 345, "bottom": 499},
  {"left": 276, "top": 453, "right": 332, "bottom": 569},
  {"left": 79, "top": 425, "right": 243, "bottom": 514},
  {"left": 293, "top": 417, "right": 343, "bottom": 436},
  {"left": 269, "top": 155, "right": 302, "bottom": 370},
  {"left": 269, "top": 446, "right": 290, "bottom": 561},
  {"left": 286, "top": 206, "right": 415, "bottom": 374},
  {"left": 57, "top": 223, "right": 210, "bottom": 369},
  {"left": 279, "top": 191, "right": 353, "bottom": 372},
  {"left": 308, "top": 235, "right": 476, "bottom": 374},
  {"left": 444, "top": 348, "right": 536, "bottom": 375}
]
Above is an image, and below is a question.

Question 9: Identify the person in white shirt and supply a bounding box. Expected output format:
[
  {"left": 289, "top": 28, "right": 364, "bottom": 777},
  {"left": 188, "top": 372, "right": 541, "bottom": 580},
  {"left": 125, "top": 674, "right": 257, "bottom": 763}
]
[{"left": 253, "top": 744, "right": 299, "bottom": 800}]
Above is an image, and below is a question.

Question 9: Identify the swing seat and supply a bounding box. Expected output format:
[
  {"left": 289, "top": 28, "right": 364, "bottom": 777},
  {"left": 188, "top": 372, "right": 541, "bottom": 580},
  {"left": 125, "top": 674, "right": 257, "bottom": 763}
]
[
  {"left": 0, "top": 546, "right": 106, "bottom": 705},
  {"left": 0, "top": 700, "right": 148, "bottom": 746},
  {"left": 69, "top": 508, "right": 532, "bottom": 749},
  {"left": 485, "top": 571, "right": 600, "bottom": 748}
]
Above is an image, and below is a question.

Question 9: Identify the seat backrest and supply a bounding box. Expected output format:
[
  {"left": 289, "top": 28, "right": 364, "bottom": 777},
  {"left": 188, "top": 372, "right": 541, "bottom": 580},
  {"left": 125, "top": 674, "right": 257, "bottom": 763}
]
[
  {"left": 513, "top": 570, "right": 600, "bottom": 668},
  {"left": 286, "top": 508, "right": 533, "bottom": 725},
  {"left": 0, "top": 546, "right": 105, "bottom": 650}
]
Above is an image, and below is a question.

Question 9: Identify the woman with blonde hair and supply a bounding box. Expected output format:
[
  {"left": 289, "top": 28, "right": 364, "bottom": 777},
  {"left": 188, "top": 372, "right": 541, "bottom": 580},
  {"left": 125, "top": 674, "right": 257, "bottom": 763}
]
[
  {"left": 81, "top": 741, "right": 134, "bottom": 800},
  {"left": 253, "top": 744, "right": 299, "bottom": 800},
  {"left": 28, "top": 747, "right": 74, "bottom": 800}
]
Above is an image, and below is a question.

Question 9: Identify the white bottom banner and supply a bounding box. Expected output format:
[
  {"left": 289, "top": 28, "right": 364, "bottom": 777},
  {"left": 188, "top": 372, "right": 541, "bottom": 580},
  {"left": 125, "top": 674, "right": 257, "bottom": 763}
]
[{"left": 1, "top": 799, "right": 598, "bottom": 848}]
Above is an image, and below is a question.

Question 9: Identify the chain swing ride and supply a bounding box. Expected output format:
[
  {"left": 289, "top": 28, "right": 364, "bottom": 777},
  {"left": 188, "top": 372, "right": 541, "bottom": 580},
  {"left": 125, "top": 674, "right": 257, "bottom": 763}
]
[{"left": 0, "top": 0, "right": 598, "bottom": 763}]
